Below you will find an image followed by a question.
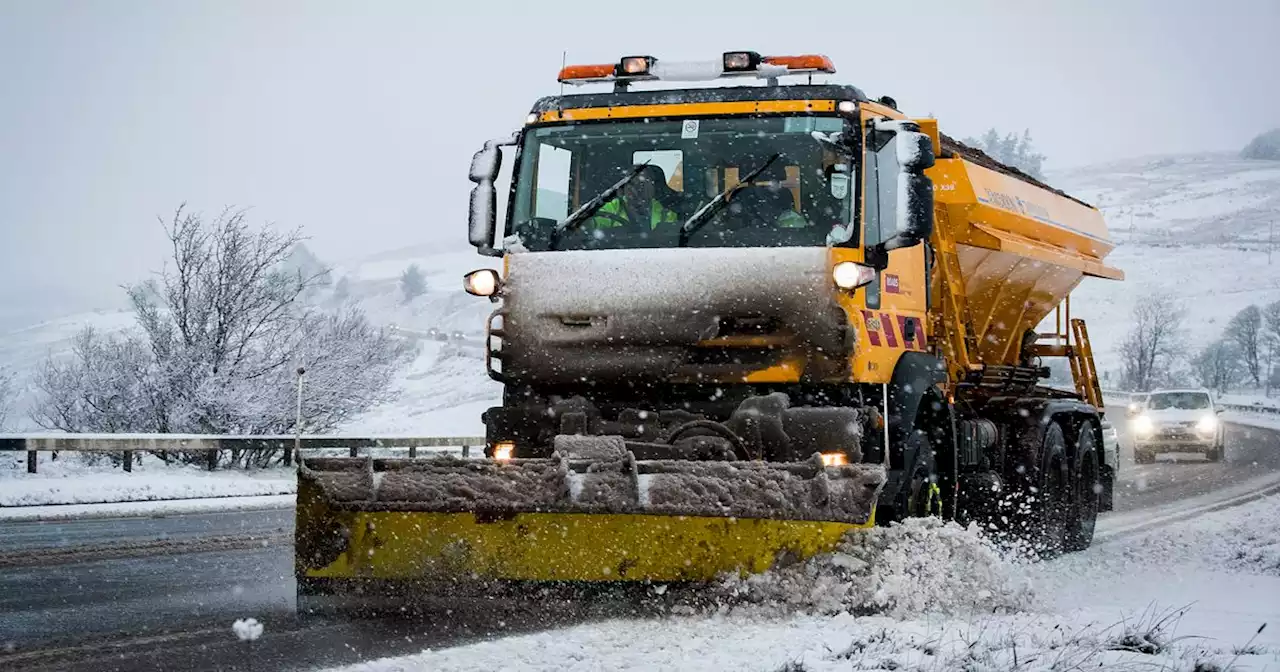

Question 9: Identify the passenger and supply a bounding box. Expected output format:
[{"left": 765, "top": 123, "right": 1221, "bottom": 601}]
[{"left": 729, "top": 161, "right": 811, "bottom": 228}]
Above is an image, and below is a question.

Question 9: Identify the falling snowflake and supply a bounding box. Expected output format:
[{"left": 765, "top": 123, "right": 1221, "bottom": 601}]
[{"left": 232, "top": 618, "right": 264, "bottom": 642}]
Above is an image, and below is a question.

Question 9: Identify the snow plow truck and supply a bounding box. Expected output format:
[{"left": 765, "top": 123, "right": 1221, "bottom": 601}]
[{"left": 295, "top": 51, "right": 1124, "bottom": 610}]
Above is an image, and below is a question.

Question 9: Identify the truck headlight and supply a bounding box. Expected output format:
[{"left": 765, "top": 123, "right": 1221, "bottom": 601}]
[
  {"left": 832, "top": 262, "right": 876, "bottom": 290},
  {"left": 1196, "top": 415, "right": 1218, "bottom": 434},
  {"left": 464, "top": 269, "right": 501, "bottom": 297},
  {"left": 1132, "top": 415, "right": 1154, "bottom": 437}
]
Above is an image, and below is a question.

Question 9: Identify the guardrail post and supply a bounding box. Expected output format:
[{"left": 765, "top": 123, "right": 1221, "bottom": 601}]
[
  {"left": 206, "top": 449, "right": 218, "bottom": 471},
  {"left": 283, "top": 445, "right": 292, "bottom": 467},
  {"left": 462, "top": 444, "right": 470, "bottom": 458},
  {"left": 123, "top": 451, "right": 133, "bottom": 472},
  {"left": 27, "top": 451, "right": 37, "bottom": 474},
  {"left": 349, "top": 445, "right": 358, "bottom": 458},
  {"left": 409, "top": 445, "right": 417, "bottom": 459}
]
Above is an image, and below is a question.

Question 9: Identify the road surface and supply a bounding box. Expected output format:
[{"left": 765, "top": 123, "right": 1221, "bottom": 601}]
[
  {"left": 1106, "top": 408, "right": 1280, "bottom": 512},
  {"left": 2, "top": 415, "right": 1278, "bottom": 671}
]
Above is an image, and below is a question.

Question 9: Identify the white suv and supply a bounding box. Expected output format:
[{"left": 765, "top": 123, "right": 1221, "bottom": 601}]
[{"left": 1129, "top": 389, "right": 1224, "bottom": 463}]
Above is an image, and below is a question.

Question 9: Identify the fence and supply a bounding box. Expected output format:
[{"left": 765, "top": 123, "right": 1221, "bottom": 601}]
[
  {"left": 1220, "top": 403, "right": 1280, "bottom": 416},
  {"left": 0, "top": 434, "right": 487, "bottom": 474}
]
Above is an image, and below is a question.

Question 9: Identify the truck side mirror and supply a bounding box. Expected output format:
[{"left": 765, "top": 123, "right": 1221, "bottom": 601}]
[
  {"left": 468, "top": 133, "right": 518, "bottom": 256},
  {"left": 865, "top": 123, "right": 936, "bottom": 270},
  {"left": 886, "top": 128, "right": 935, "bottom": 251}
]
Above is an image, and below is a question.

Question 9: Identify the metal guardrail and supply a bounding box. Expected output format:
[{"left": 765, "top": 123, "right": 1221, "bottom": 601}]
[
  {"left": 1220, "top": 403, "right": 1280, "bottom": 416},
  {"left": 1102, "top": 390, "right": 1280, "bottom": 416},
  {"left": 0, "top": 434, "right": 487, "bottom": 474}
]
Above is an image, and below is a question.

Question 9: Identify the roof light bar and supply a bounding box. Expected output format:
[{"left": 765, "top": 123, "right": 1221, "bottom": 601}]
[
  {"left": 619, "top": 55, "right": 655, "bottom": 75},
  {"left": 722, "top": 51, "right": 763, "bottom": 72},
  {"left": 762, "top": 54, "right": 836, "bottom": 73},
  {"left": 557, "top": 52, "right": 836, "bottom": 85}
]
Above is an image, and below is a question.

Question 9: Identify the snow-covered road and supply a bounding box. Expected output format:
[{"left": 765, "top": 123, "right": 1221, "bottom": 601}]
[{"left": 2, "top": 416, "right": 1278, "bottom": 671}]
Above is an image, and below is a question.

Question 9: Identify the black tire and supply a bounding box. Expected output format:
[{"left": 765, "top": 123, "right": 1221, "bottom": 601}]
[
  {"left": 899, "top": 430, "right": 942, "bottom": 520},
  {"left": 1065, "top": 424, "right": 1101, "bottom": 552},
  {"left": 907, "top": 467, "right": 943, "bottom": 518},
  {"left": 1029, "top": 421, "right": 1070, "bottom": 558},
  {"left": 1204, "top": 445, "right": 1222, "bottom": 462}
]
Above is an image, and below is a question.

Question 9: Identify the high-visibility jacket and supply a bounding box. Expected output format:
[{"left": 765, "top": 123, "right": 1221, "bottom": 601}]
[
  {"left": 589, "top": 197, "right": 679, "bottom": 230},
  {"left": 777, "top": 209, "right": 810, "bottom": 228}
]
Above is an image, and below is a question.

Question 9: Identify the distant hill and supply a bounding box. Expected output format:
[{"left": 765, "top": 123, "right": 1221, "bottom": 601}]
[{"left": 1047, "top": 152, "right": 1280, "bottom": 381}]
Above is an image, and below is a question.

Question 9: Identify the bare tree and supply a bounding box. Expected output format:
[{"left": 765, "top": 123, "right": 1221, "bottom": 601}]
[
  {"left": 400, "top": 264, "right": 426, "bottom": 303},
  {"left": 1192, "top": 340, "right": 1242, "bottom": 394},
  {"left": 0, "top": 367, "right": 14, "bottom": 430},
  {"left": 1263, "top": 300, "right": 1280, "bottom": 395},
  {"left": 1119, "top": 293, "right": 1187, "bottom": 392},
  {"left": 1224, "top": 305, "right": 1263, "bottom": 387},
  {"left": 31, "top": 328, "right": 158, "bottom": 433},
  {"left": 31, "top": 206, "right": 415, "bottom": 465}
]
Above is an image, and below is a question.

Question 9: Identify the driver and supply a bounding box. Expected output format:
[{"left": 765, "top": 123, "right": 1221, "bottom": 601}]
[{"left": 588, "top": 164, "right": 680, "bottom": 230}]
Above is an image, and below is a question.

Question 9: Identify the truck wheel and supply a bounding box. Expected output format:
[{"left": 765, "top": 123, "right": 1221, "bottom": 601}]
[
  {"left": 908, "top": 469, "right": 943, "bottom": 518},
  {"left": 1065, "top": 424, "right": 1100, "bottom": 552},
  {"left": 902, "top": 430, "right": 942, "bottom": 519},
  {"left": 1028, "top": 421, "right": 1070, "bottom": 558}
]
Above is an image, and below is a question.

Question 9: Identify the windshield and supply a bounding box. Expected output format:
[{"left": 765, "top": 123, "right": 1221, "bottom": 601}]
[
  {"left": 1146, "top": 392, "right": 1212, "bottom": 410},
  {"left": 507, "top": 116, "right": 856, "bottom": 251}
]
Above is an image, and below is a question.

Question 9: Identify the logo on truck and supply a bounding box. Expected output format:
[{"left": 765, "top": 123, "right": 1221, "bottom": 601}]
[{"left": 980, "top": 188, "right": 1052, "bottom": 222}]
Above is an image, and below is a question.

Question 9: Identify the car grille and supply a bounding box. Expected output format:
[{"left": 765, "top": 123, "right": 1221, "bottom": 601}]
[{"left": 1154, "top": 421, "right": 1203, "bottom": 440}]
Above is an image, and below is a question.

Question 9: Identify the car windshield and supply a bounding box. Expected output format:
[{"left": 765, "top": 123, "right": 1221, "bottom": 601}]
[
  {"left": 506, "top": 116, "right": 856, "bottom": 251},
  {"left": 1146, "top": 392, "right": 1212, "bottom": 410}
]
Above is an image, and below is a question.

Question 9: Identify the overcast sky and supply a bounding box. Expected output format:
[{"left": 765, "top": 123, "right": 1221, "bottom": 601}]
[{"left": 1, "top": 0, "right": 1278, "bottom": 327}]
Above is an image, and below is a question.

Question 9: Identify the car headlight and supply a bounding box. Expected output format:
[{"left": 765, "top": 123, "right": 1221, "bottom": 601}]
[
  {"left": 1196, "top": 415, "right": 1218, "bottom": 434},
  {"left": 1132, "top": 415, "right": 1154, "bottom": 437}
]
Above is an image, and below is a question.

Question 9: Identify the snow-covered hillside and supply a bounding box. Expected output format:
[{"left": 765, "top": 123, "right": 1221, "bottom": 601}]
[
  {"left": 1052, "top": 152, "right": 1280, "bottom": 246},
  {"left": 1046, "top": 152, "right": 1280, "bottom": 378}
]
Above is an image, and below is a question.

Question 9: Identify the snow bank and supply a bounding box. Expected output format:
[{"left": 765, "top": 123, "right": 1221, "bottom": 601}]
[
  {"left": 1223, "top": 410, "right": 1280, "bottom": 432},
  {"left": 0, "top": 452, "right": 295, "bottom": 506},
  {"left": 714, "top": 517, "right": 1035, "bottom": 619},
  {"left": 0, "top": 494, "right": 294, "bottom": 521},
  {"left": 1087, "top": 493, "right": 1280, "bottom": 577}
]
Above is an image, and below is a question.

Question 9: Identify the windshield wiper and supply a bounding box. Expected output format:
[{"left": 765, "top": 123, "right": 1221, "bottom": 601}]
[
  {"left": 677, "top": 153, "right": 781, "bottom": 247},
  {"left": 549, "top": 162, "right": 651, "bottom": 251}
]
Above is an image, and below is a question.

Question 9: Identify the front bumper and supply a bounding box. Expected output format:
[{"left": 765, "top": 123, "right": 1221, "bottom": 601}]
[{"left": 1132, "top": 434, "right": 1217, "bottom": 453}]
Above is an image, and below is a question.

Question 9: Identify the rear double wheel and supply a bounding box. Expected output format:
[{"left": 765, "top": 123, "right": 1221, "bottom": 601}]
[
  {"left": 1065, "top": 424, "right": 1101, "bottom": 552},
  {"left": 1021, "top": 421, "right": 1070, "bottom": 558}
]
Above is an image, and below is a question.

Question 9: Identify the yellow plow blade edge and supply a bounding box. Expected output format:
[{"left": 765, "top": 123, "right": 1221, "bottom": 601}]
[
  {"left": 300, "top": 510, "right": 875, "bottom": 584},
  {"left": 295, "top": 449, "right": 885, "bottom": 590}
]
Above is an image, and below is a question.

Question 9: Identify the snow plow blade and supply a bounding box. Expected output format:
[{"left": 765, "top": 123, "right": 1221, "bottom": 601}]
[{"left": 295, "top": 444, "right": 885, "bottom": 605}]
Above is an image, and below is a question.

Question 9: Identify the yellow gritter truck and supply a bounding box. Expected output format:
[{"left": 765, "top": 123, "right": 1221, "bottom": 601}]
[{"left": 295, "top": 51, "right": 1124, "bottom": 609}]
